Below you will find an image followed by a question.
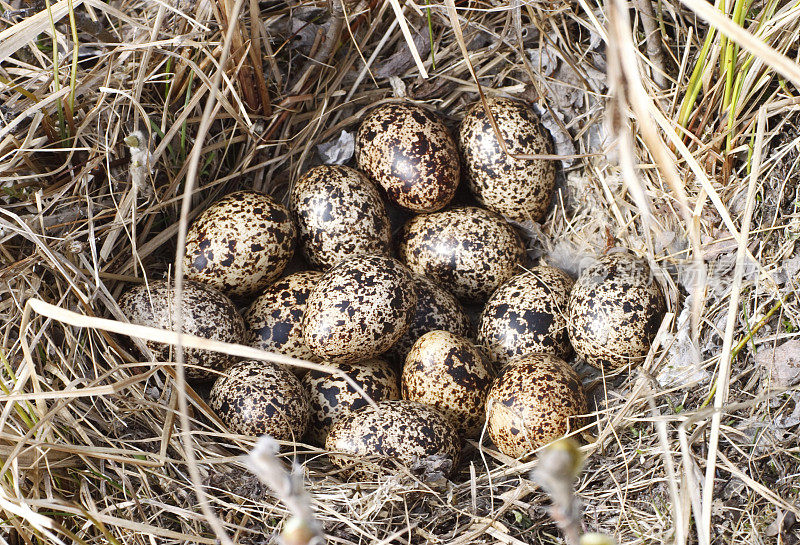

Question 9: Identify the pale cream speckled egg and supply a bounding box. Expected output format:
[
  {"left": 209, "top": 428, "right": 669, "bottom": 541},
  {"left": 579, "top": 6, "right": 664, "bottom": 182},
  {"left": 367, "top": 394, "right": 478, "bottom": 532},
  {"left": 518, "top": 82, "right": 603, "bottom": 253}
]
[
  {"left": 302, "top": 359, "right": 399, "bottom": 445},
  {"left": 118, "top": 280, "right": 245, "bottom": 381},
  {"left": 302, "top": 255, "right": 417, "bottom": 363},
  {"left": 356, "top": 102, "right": 460, "bottom": 212},
  {"left": 244, "top": 271, "right": 324, "bottom": 374},
  {"left": 290, "top": 165, "right": 392, "bottom": 270},
  {"left": 402, "top": 331, "right": 494, "bottom": 438},
  {"left": 387, "top": 274, "right": 473, "bottom": 363},
  {"left": 458, "top": 97, "right": 556, "bottom": 222},
  {"left": 478, "top": 266, "right": 574, "bottom": 365},
  {"left": 486, "top": 353, "right": 587, "bottom": 458},
  {"left": 398, "top": 206, "right": 525, "bottom": 303},
  {"left": 209, "top": 360, "right": 309, "bottom": 439},
  {"left": 567, "top": 252, "right": 667, "bottom": 370},
  {"left": 184, "top": 191, "right": 296, "bottom": 297},
  {"left": 325, "top": 400, "right": 460, "bottom": 476}
]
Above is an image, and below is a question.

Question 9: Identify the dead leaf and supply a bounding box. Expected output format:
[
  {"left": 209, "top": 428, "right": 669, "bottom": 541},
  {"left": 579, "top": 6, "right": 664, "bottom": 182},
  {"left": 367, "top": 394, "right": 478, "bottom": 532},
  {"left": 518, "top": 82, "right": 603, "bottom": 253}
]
[{"left": 756, "top": 339, "right": 800, "bottom": 389}]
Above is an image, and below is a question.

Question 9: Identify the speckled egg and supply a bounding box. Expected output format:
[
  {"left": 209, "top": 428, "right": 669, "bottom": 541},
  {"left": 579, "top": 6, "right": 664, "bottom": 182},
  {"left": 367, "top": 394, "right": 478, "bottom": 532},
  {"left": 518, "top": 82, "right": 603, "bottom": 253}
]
[
  {"left": 302, "top": 359, "right": 400, "bottom": 445},
  {"left": 387, "top": 274, "right": 473, "bottom": 363},
  {"left": 184, "top": 191, "right": 296, "bottom": 297},
  {"left": 486, "top": 353, "right": 587, "bottom": 457},
  {"left": 568, "top": 252, "right": 667, "bottom": 370},
  {"left": 478, "top": 266, "right": 574, "bottom": 365},
  {"left": 402, "top": 331, "right": 494, "bottom": 438},
  {"left": 355, "top": 102, "right": 460, "bottom": 212},
  {"left": 118, "top": 280, "right": 245, "bottom": 381},
  {"left": 458, "top": 97, "right": 556, "bottom": 222},
  {"left": 398, "top": 206, "right": 525, "bottom": 303},
  {"left": 325, "top": 400, "right": 460, "bottom": 475},
  {"left": 290, "top": 165, "right": 392, "bottom": 269},
  {"left": 243, "top": 271, "right": 324, "bottom": 373},
  {"left": 209, "top": 360, "right": 309, "bottom": 439},
  {"left": 302, "top": 255, "right": 417, "bottom": 363}
]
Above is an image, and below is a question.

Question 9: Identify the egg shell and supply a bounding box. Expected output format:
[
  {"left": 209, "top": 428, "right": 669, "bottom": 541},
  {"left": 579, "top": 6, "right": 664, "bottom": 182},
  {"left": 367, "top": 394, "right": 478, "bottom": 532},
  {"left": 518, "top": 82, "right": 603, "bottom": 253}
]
[
  {"left": 302, "top": 359, "right": 400, "bottom": 445},
  {"left": 184, "top": 191, "right": 296, "bottom": 297},
  {"left": 355, "top": 102, "right": 460, "bottom": 212},
  {"left": 244, "top": 271, "right": 324, "bottom": 373},
  {"left": 118, "top": 280, "right": 245, "bottom": 381},
  {"left": 290, "top": 165, "right": 392, "bottom": 270},
  {"left": 458, "top": 97, "right": 556, "bottom": 222},
  {"left": 387, "top": 274, "right": 473, "bottom": 363},
  {"left": 210, "top": 360, "right": 309, "bottom": 439},
  {"left": 325, "top": 400, "right": 460, "bottom": 475},
  {"left": 478, "top": 266, "right": 574, "bottom": 365},
  {"left": 402, "top": 331, "right": 494, "bottom": 438},
  {"left": 398, "top": 206, "right": 525, "bottom": 303},
  {"left": 303, "top": 255, "right": 417, "bottom": 363},
  {"left": 486, "top": 353, "right": 587, "bottom": 457},
  {"left": 567, "top": 253, "right": 667, "bottom": 370}
]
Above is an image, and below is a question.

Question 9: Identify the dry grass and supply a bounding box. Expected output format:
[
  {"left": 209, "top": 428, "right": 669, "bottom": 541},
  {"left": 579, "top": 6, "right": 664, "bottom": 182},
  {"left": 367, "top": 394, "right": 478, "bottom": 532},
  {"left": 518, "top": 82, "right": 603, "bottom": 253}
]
[{"left": 2, "top": 0, "right": 800, "bottom": 543}]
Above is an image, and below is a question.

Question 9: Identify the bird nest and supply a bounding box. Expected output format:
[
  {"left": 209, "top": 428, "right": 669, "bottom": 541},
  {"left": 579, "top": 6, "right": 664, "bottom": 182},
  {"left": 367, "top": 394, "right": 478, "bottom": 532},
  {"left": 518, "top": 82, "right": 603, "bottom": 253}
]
[{"left": 1, "top": 0, "right": 800, "bottom": 543}]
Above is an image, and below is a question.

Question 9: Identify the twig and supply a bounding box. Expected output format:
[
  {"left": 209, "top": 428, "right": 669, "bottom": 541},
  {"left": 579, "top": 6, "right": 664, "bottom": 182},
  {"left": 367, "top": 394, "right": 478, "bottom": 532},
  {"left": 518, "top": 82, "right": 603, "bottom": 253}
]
[{"left": 635, "top": 0, "right": 667, "bottom": 89}]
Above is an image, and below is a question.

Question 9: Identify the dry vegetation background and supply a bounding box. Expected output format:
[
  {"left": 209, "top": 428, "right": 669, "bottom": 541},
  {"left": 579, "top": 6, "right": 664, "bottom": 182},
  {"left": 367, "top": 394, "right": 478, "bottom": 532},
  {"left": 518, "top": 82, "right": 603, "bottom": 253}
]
[{"left": 1, "top": 0, "right": 800, "bottom": 543}]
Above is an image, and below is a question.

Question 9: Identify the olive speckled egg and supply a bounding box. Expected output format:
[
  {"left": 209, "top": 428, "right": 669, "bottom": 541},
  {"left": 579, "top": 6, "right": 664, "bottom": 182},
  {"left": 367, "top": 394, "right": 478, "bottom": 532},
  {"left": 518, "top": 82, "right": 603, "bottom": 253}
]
[
  {"left": 244, "top": 271, "right": 324, "bottom": 372},
  {"left": 387, "top": 274, "right": 473, "bottom": 363},
  {"left": 402, "top": 331, "right": 494, "bottom": 438},
  {"left": 302, "top": 255, "right": 417, "bottom": 363},
  {"left": 302, "top": 359, "right": 400, "bottom": 445},
  {"left": 399, "top": 206, "right": 525, "bottom": 302},
  {"left": 325, "top": 400, "right": 460, "bottom": 475},
  {"left": 184, "top": 191, "right": 296, "bottom": 297},
  {"left": 290, "top": 166, "right": 392, "bottom": 269},
  {"left": 568, "top": 253, "right": 667, "bottom": 370},
  {"left": 458, "top": 97, "right": 556, "bottom": 222},
  {"left": 486, "top": 353, "right": 587, "bottom": 457},
  {"left": 356, "top": 102, "right": 460, "bottom": 212},
  {"left": 478, "top": 266, "right": 574, "bottom": 365},
  {"left": 209, "top": 360, "right": 309, "bottom": 439},
  {"left": 118, "top": 280, "right": 245, "bottom": 381}
]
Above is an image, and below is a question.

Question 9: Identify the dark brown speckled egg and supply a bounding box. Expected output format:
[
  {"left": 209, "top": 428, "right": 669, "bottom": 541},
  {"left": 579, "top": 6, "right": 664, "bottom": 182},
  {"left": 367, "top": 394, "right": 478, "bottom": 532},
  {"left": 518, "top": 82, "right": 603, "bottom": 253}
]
[
  {"left": 302, "top": 255, "right": 417, "bottom": 363},
  {"left": 290, "top": 166, "right": 392, "bottom": 269},
  {"left": 398, "top": 206, "right": 525, "bottom": 303},
  {"left": 568, "top": 252, "right": 666, "bottom": 371},
  {"left": 325, "top": 400, "right": 460, "bottom": 475},
  {"left": 356, "top": 102, "right": 460, "bottom": 212},
  {"left": 244, "top": 271, "right": 324, "bottom": 373},
  {"left": 402, "top": 331, "right": 494, "bottom": 438},
  {"left": 486, "top": 353, "right": 587, "bottom": 457},
  {"left": 184, "top": 191, "right": 296, "bottom": 297},
  {"left": 387, "top": 274, "right": 473, "bottom": 363},
  {"left": 478, "top": 266, "right": 574, "bottom": 365},
  {"left": 118, "top": 280, "right": 245, "bottom": 381},
  {"left": 302, "top": 359, "right": 400, "bottom": 445},
  {"left": 458, "top": 97, "right": 556, "bottom": 222},
  {"left": 209, "top": 360, "right": 309, "bottom": 439}
]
